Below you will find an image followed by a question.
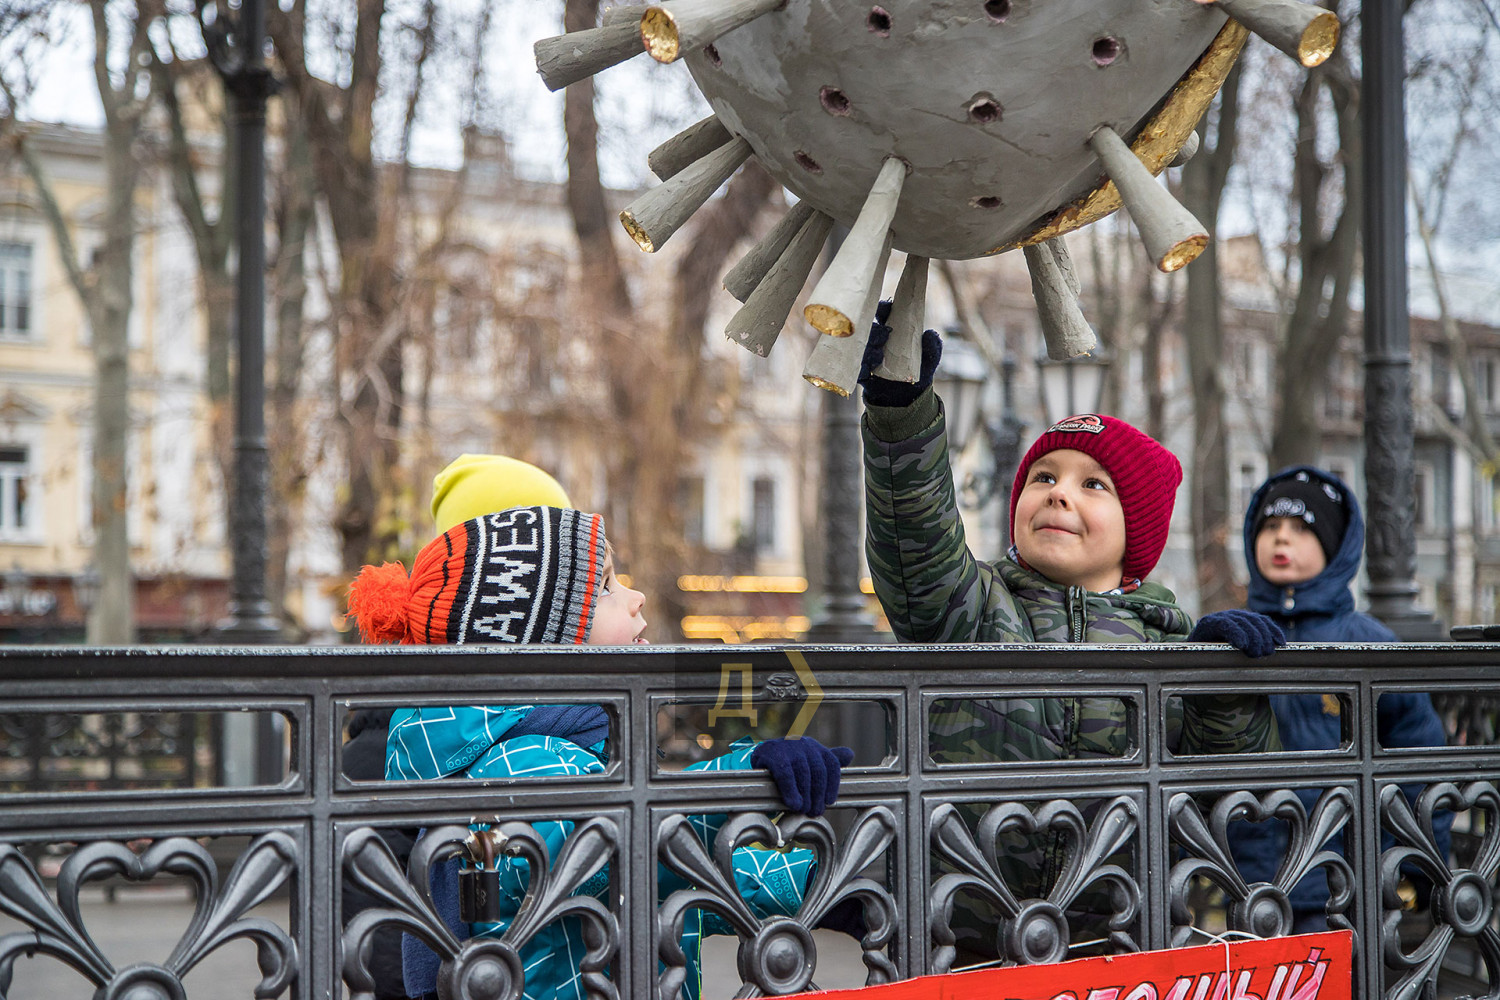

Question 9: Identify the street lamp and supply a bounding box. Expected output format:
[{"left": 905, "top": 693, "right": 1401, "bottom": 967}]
[
  {"left": 1036, "top": 352, "right": 1111, "bottom": 423},
  {"left": 932, "top": 338, "right": 1029, "bottom": 551}
]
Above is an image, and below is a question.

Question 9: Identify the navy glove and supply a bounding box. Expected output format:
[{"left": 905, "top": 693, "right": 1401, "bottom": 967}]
[
  {"left": 858, "top": 300, "right": 943, "bottom": 409},
  {"left": 750, "top": 736, "right": 855, "bottom": 817},
  {"left": 1187, "top": 610, "right": 1286, "bottom": 658}
]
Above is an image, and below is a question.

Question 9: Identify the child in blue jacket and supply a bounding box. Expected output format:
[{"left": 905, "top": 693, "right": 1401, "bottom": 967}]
[
  {"left": 348, "top": 505, "right": 850, "bottom": 1000},
  {"left": 1227, "top": 467, "right": 1450, "bottom": 933}
]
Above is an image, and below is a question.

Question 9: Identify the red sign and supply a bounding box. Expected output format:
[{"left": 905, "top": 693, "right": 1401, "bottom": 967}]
[{"left": 790, "top": 932, "right": 1352, "bottom": 1000}]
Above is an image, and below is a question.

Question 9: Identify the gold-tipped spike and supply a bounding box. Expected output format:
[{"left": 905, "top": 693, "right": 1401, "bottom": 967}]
[
  {"left": 804, "top": 237, "right": 892, "bottom": 395},
  {"left": 1024, "top": 242, "right": 1098, "bottom": 361},
  {"left": 619, "top": 136, "right": 752, "bottom": 253},
  {"left": 724, "top": 202, "right": 816, "bottom": 302},
  {"left": 804, "top": 156, "right": 908, "bottom": 336},
  {"left": 640, "top": 0, "right": 785, "bottom": 64},
  {"left": 725, "top": 210, "right": 834, "bottom": 357},
  {"left": 534, "top": 9, "right": 650, "bottom": 92},
  {"left": 1208, "top": 0, "right": 1339, "bottom": 67},
  {"left": 873, "top": 255, "right": 929, "bottom": 383},
  {"left": 1088, "top": 126, "right": 1209, "bottom": 273},
  {"left": 649, "top": 115, "right": 734, "bottom": 181}
]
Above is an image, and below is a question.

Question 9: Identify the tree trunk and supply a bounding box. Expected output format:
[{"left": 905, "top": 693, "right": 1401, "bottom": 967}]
[
  {"left": 1180, "top": 63, "right": 1242, "bottom": 613},
  {"left": 89, "top": 134, "right": 139, "bottom": 643},
  {"left": 267, "top": 110, "right": 316, "bottom": 627},
  {"left": 1269, "top": 54, "right": 1360, "bottom": 469}
]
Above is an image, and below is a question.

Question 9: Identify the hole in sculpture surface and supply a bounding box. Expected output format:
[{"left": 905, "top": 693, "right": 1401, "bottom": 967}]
[
  {"left": 702, "top": 43, "right": 721, "bottom": 66},
  {"left": 794, "top": 150, "right": 824, "bottom": 174},
  {"left": 984, "top": 0, "right": 1011, "bottom": 21},
  {"left": 967, "top": 95, "right": 1003, "bottom": 124},
  {"left": 1092, "top": 36, "right": 1122, "bottom": 66},
  {"left": 970, "top": 195, "right": 1002, "bottom": 210},
  {"left": 867, "top": 7, "right": 892, "bottom": 35},
  {"left": 819, "top": 86, "right": 852, "bottom": 116}
]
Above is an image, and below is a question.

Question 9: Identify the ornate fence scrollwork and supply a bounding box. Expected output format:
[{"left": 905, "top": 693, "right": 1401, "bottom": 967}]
[
  {"left": 341, "top": 819, "right": 620, "bottom": 1000},
  {"left": 656, "top": 807, "right": 898, "bottom": 998},
  {"left": 0, "top": 832, "right": 297, "bottom": 1000},
  {"left": 1167, "top": 788, "right": 1354, "bottom": 946},
  {"left": 928, "top": 796, "right": 1142, "bottom": 973},
  {"left": 1381, "top": 781, "right": 1500, "bottom": 1000}
]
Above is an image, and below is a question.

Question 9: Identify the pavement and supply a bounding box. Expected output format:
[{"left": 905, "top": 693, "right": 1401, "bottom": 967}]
[{"left": 0, "top": 883, "right": 871, "bottom": 999}]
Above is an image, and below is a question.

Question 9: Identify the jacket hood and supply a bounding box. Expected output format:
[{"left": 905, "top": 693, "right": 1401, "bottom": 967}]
[
  {"left": 385, "top": 705, "right": 533, "bottom": 780},
  {"left": 1244, "top": 465, "right": 1362, "bottom": 618}
]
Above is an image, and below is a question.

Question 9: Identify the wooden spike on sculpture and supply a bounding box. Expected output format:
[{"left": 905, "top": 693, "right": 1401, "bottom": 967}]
[
  {"left": 873, "top": 254, "right": 929, "bottom": 383},
  {"left": 1089, "top": 126, "right": 1208, "bottom": 273},
  {"left": 601, "top": 4, "right": 646, "bottom": 26},
  {"left": 641, "top": 0, "right": 785, "bottom": 64},
  {"left": 1025, "top": 242, "right": 1098, "bottom": 361},
  {"left": 724, "top": 201, "right": 816, "bottom": 302},
  {"left": 1193, "top": 0, "right": 1339, "bottom": 67},
  {"left": 620, "top": 137, "right": 752, "bottom": 253},
  {"left": 804, "top": 156, "right": 908, "bottom": 336},
  {"left": 1170, "top": 130, "right": 1202, "bottom": 168},
  {"left": 725, "top": 209, "right": 834, "bottom": 357},
  {"left": 1045, "top": 237, "right": 1080, "bottom": 297},
  {"left": 649, "top": 115, "right": 735, "bottom": 181},
  {"left": 804, "top": 238, "right": 892, "bottom": 395},
  {"left": 535, "top": 8, "right": 650, "bottom": 92}
]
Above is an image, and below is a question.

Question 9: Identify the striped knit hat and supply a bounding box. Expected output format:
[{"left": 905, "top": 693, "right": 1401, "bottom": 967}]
[
  {"left": 347, "top": 506, "right": 607, "bottom": 645},
  {"left": 1010, "top": 414, "right": 1183, "bottom": 582}
]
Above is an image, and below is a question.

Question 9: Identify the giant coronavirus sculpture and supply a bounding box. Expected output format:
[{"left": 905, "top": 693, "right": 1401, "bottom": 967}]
[{"left": 535, "top": 0, "right": 1338, "bottom": 394}]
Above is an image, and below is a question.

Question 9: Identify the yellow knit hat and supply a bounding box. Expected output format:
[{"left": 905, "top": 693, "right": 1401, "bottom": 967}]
[{"left": 430, "top": 454, "right": 572, "bottom": 533}]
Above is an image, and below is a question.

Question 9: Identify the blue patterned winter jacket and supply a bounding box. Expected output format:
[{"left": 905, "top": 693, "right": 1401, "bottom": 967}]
[{"left": 386, "top": 704, "right": 816, "bottom": 1000}]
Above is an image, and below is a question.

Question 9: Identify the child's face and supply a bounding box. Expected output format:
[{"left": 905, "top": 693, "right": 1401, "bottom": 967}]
[
  {"left": 587, "top": 552, "right": 649, "bottom": 644},
  {"left": 1254, "top": 516, "right": 1327, "bottom": 586},
  {"left": 1012, "top": 449, "right": 1127, "bottom": 592}
]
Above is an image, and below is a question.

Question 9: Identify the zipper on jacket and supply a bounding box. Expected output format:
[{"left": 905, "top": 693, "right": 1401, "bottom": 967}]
[{"left": 1068, "top": 586, "right": 1086, "bottom": 642}]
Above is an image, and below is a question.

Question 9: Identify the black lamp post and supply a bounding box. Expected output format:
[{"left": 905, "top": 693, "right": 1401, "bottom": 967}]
[
  {"left": 203, "top": 0, "right": 281, "bottom": 644},
  {"left": 1360, "top": 0, "right": 1445, "bottom": 639}
]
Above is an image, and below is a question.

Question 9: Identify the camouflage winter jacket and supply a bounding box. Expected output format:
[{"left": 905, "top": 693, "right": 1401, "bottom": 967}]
[{"left": 863, "top": 389, "right": 1280, "bottom": 762}]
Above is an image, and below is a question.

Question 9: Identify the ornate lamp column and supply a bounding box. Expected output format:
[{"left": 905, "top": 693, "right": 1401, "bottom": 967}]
[
  {"left": 205, "top": 0, "right": 281, "bottom": 644},
  {"left": 1360, "top": 0, "right": 1444, "bottom": 640},
  {"left": 804, "top": 227, "right": 885, "bottom": 645}
]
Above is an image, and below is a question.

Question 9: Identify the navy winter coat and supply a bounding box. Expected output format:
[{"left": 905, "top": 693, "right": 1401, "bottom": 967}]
[{"left": 1228, "top": 466, "right": 1450, "bottom": 918}]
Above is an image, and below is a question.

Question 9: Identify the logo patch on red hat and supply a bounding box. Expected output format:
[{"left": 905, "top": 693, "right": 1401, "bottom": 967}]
[{"left": 1047, "top": 414, "right": 1105, "bottom": 435}]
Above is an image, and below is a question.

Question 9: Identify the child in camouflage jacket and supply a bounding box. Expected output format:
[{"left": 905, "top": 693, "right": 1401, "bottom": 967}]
[
  {"left": 857, "top": 310, "right": 1282, "bottom": 962},
  {"left": 858, "top": 311, "right": 1283, "bottom": 762}
]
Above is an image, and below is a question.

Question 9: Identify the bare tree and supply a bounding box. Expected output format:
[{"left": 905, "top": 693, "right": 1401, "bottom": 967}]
[
  {"left": 268, "top": 0, "right": 484, "bottom": 574},
  {"left": 147, "top": 28, "right": 236, "bottom": 500},
  {"left": 1267, "top": 25, "right": 1360, "bottom": 469},
  {"left": 1, "top": 1, "right": 158, "bottom": 643},
  {"left": 1181, "top": 61, "right": 1244, "bottom": 612}
]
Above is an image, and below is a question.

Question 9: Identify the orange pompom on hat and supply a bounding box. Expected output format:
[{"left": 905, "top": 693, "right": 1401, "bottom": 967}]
[{"left": 347, "top": 505, "right": 607, "bottom": 645}]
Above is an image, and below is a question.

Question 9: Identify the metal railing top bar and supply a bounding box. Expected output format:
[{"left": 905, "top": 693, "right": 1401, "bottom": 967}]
[{"left": 2, "top": 641, "right": 1499, "bottom": 682}]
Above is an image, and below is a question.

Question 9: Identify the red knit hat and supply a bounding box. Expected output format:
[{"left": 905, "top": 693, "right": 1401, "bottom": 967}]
[{"left": 1009, "top": 414, "right": 1183, "bottom": 582}]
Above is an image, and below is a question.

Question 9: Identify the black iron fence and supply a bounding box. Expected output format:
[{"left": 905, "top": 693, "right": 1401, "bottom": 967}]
[{"left": 0, "top": 643, "right": 1496, "bottom": 1000}]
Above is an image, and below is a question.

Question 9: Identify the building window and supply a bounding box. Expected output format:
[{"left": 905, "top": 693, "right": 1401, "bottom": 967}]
[
  {"left": 0, "top": 445, "right": 33, "bottom": 540},
  {"left": 1236, "top": 460, "right": 1263, "bottom": 518},
  {"left": 1475, "top": 357, "right": 1497, "bottom": 415},
  {"left": 1414, "top": 462, "right": 1436, "bottom": 533},
  {"left": 752, "top": 476, "right": 776, "bottom": 554},
  {"left": 0, "top": 242, "right": 33, "bottom": 341}
]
